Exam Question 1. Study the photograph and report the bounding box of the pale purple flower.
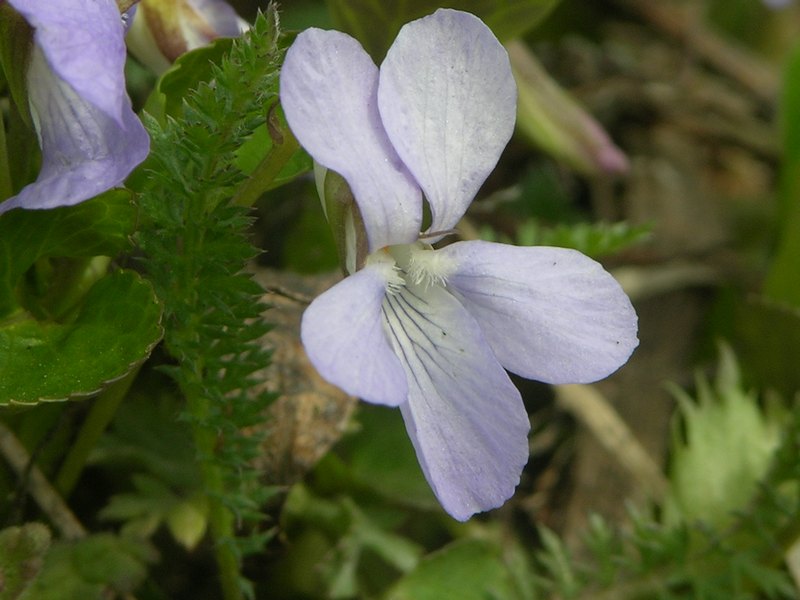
[280,9,639,520]
[0,0,149,215]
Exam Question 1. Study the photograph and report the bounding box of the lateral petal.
[378,9,516,233]
[0,45,150,214]
[8,0,129,124]
[280,28,422,251]
[383,282,529,521]
[440,241,639,384]
[301,264,408,407]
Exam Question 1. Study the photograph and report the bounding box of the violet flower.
[0,0,149,215]
[280,9,638,520]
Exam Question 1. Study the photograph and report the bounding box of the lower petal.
[440,241,638,384]
[301,265,408,407]
[382,282,529,521]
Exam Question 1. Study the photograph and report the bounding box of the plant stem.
[0,110,12,201]
[0,420,86,539]
[54,366,140,498]
[232,117,300,208]
[186,388,243,600]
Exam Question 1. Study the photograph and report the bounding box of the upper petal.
[0,45,150,214]
[8,0,129,125]
[300,263,408,407]
[382,282,530,521]
[280,28,422,251]
[440,241,639,384]
[378,9,516,233]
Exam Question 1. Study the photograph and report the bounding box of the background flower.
[0,0,149,215]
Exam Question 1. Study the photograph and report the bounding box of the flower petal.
[378,9,516,233]
[280,28,422,251]
[301,265,408,407]
[0,45,150,214]
[440,241,639,384]
[9,0,129,125]
[382,282,529,521]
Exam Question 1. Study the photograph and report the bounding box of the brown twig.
[555,384,669,500]
[611,0,779,103]
[0,421,86,540]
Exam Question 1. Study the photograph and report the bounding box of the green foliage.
[0,271,162,404]
[326,0,561,61]
[0,190,136,317]
[100,474,209,550]
[664,344,783,528]
[19,533,156,600]
[335,405,437,510]
[281,485,423,598]
[133,8,302,597]
[385,538,522,600]
[0,523,51,598]
[526,354,800,600]
[731,296,800,398]
[479,219,651,259]
[765,42,800,306]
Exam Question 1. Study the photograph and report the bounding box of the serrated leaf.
[0,271,163,405]
[143,36,235,123]
[385,539,518,600]
[0,190,136,316]
[327,0,560,61]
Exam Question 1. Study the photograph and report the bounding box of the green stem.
[54,365,140,497]
[232,125,300,208]
[186,388,243,600]
[0,107,12,201]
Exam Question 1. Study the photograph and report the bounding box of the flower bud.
[507,40,629,177]
[126,0,247,74]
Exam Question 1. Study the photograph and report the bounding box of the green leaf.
[0,4,33,129]
[19,534,156,600]
[326,0,561,61]
[0,523,51,599]
[663,344,782,528]
[385,539,518,600]
[143,36,235,123]
[0,271,163,405]
[100,473,209,551]
[337,405,438,510]
[480,219,651,259]
[0,190,136,316]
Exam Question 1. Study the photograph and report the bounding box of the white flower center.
[378,242,456,291]
[365,250,404,294]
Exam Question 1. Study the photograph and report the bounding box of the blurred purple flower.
[0,0,149,215]
[280,9,638,520]
[126,0,248,74]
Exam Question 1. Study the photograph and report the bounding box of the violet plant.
[280,9,638,520]
[1,1,798,599]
